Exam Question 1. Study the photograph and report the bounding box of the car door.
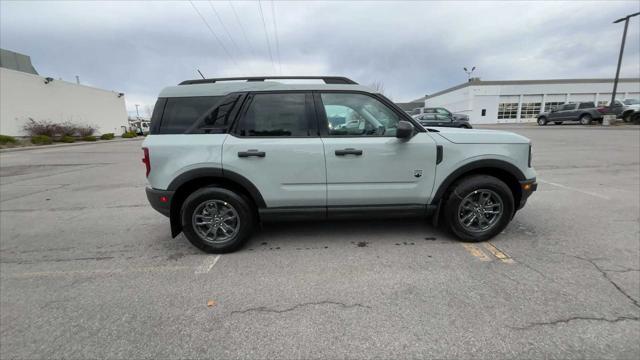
[222,92,326,208]
[316,91,438,208]
[562,103,578,121]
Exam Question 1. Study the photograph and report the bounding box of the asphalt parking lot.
[1,125,639,359]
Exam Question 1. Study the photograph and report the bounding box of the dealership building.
[0,48,128,136]
[421,78,640,124]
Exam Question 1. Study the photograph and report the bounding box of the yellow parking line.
[483,243,515,264]
[462,244,492,262]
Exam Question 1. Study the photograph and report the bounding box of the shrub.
[77,125,96,137]
[0,135,17,145]
[82,135,97,141]
[121,131,137,138]
[100,133,115,140]
[60,135,75,143]
[57,121,78,136]
[23,119,58,137]
[31,135,52,145]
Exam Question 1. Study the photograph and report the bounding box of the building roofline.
[426,77,640,99]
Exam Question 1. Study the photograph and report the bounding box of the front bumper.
[145,187,173,217]
[517,178,537,210]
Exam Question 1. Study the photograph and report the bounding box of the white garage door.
[497,96,519,123]
[520,95,543,122]
[543,94,567,112]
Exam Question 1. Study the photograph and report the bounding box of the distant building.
[395,101,424,113]
[0,48,128,136]
[423,78,640,124]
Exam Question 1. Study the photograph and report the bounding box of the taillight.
[142,147,150,177]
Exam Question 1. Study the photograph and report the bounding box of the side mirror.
[396,120,414,139]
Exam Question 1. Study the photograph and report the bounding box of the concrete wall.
[0,68,128,136]
[425,80,640,124]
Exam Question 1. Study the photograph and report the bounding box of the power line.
[270,0,282,74]
[228,0,258,62]
[188,0,238,69]
[257,0,276,73]
[207,1,243,60]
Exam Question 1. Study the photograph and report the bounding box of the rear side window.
[237,93,310,136]
[578,102,594,109]
[158,96,223,134]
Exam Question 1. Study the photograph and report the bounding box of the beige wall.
[0,68,128,136]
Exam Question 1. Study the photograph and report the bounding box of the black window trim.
[312,90,425,138]
[230,90,318,138]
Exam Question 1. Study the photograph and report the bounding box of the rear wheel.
[537,117,547,126]
[181,187,255,253]
[623,112,632,122]
[580,114,592,125]
[443,175,515,242]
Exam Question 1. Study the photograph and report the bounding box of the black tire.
[181,187,255,253]
[622,112,631,123]
[554,121,562,125]
[579,114,592,125]
[537,117,547,126]
[632,113,640,124]
[443,175,515,242]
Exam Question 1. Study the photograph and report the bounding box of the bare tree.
[369,80,385,94]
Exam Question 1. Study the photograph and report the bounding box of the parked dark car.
[423,107,470,122]
[537,102,603,125]
[416,113,472,128]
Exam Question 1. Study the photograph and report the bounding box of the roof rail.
[178,76,358,85]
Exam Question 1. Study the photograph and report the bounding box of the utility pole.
[604,11,639,126]
[135,104,140,119]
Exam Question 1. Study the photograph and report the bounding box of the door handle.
[238,150,266,158]
[335,148,363,156]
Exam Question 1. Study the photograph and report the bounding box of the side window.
[578,102,594,109]
[159,96,223,134]
[411,108,420,116]
[238,93,310,136]
[320,93,401,137]
[436,108,450,115]
[436,114,451,121]
[562,104,577,111]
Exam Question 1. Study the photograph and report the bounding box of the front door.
[222,92,326,208]
[316,92,437,207]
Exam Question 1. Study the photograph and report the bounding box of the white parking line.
[194,255,221,274]
[538,178,610,200]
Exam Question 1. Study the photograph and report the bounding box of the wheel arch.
[431,160,525,208]
[167,168,265,237]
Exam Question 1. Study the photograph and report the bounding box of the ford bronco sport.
[143,76,537,253]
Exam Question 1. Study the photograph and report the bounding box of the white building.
[0,49,128,136]
[423,78,640,124]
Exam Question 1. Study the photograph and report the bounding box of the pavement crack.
[564,253,640,309]
[230,300,370,315]
[510,315,639,330]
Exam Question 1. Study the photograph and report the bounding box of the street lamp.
[604,11,639,126]
[463,67,476,81]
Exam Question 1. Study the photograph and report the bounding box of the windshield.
[623,99,639,105]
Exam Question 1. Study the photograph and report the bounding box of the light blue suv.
[142,76,537,253]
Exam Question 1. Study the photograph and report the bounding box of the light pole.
[463,66,476,81]
[135,104,140,119]
[604,11,639,126]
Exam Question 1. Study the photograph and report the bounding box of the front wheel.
[580,114,592,125]
[537,118,547,126]
[623,113,632,122]
[443,175,515,242]
[181,187,255,253]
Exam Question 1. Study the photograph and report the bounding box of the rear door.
[222,92,326,208]
[316,91,437,207]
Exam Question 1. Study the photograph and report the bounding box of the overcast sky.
[2,0,639,116]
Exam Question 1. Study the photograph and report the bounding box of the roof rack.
[179,76,358,85]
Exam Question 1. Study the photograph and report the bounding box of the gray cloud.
[1,0,639,114]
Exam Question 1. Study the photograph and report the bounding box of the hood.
[429,127,530,144]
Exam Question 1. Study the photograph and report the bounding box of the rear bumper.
[145,187,173,217]
[517,178,537,210]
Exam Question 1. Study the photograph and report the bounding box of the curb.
[0,137,144,153]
